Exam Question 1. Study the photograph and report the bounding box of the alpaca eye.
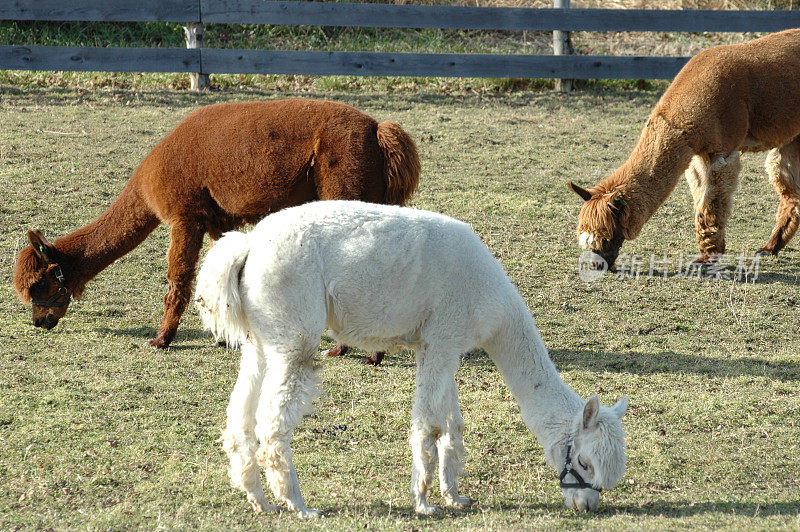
[577,457,588,470]
[35,279,48,289]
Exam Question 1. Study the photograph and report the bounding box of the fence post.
[553,0,573,92]
[184,22,209,90]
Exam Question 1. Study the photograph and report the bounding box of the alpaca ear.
[28,230,54,263]
[568,182,594,202]
[611,396,629,419]
[582,395,600,430]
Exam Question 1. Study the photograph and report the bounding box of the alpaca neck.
[605,114,695,238]
[54,179,160,291]
[483,301,583,469]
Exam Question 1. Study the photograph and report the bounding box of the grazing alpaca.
[13,99,419,352]
[569,29,800,269]
[195,201,628,517]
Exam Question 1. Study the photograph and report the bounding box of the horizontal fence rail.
[202,49,692,79]
[1,45,198,72]
[201,2,800,33]
[0,0,199,23]
[1,45,691,79]
[3,1,800,33]
[1,0,799,82]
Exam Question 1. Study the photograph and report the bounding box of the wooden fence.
[1,0,799,85]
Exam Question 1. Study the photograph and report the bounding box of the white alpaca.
[195,201,629,517]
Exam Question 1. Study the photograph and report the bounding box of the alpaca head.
[569,182,629,270]
[14,230,76,330]
[557,395,628,512]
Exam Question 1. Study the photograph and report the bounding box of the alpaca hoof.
[691,255,715,265]
[324,343,347,357]
[362,352,385,366]
[756,247,777,257]
[146,338,167,349]
[248,495,282,514]
[297,507,324,519]
[147,334,172,349]
[444,494,476,509]
[415,502,442,515]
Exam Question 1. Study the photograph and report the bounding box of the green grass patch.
[0,86,799,529]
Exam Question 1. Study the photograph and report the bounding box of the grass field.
[1,85,799,530]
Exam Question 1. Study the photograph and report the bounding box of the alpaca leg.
[221,340,279,513]
[410,416,440,514]
[437,379,473,509]
[684,152,741,261]
[150,220,205,348]
[255,346,323,518]
[409,350,464,514]
[759,142,800,255]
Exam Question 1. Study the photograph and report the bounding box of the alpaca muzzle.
[559,440,602,512]
[596,248,620,271]
[33,313,60,330]
[563,487,600,512]
[589,232,624,271]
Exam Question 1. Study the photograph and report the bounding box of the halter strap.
[559,440,602,492]
[31,265,71,308]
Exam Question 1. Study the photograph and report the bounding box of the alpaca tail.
[376,121,421,205]
[195,231,251,347]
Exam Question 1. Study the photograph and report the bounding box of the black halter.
[559,441,602,492]
[31,264,71,308]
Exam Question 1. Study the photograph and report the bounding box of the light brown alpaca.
[14,99,420,350]
[569,29,800,269]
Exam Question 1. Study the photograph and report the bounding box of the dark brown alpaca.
[14,99,420,356]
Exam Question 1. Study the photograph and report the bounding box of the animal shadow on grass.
[550,349,800,382]
[334,500,488,520]
[690,250,800,285]
[460,349,800,382]
[614,500,800,518]
[343,498,800,520]
[347,499,799,520]
[93,325,210,350]
[746,267,800,285]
